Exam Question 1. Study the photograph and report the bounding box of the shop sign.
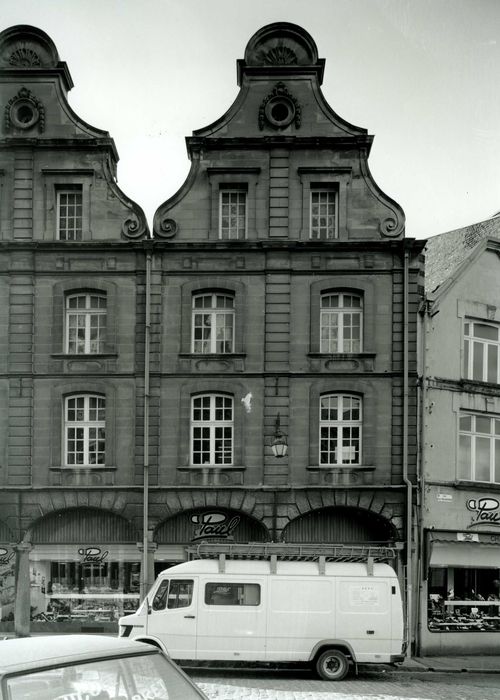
[77,546,109,563]
[191,512,240,541]
[466,498,500,528]
[0,547,14,566]
[457,532,479,542]
[437,493,453,502]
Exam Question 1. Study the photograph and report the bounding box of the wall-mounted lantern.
[271,413,288,458]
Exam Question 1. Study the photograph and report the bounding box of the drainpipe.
[142,246,152,601]
[402,244,412,655]
[416,298,428,654]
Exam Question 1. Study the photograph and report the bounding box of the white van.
[119,556,405,680]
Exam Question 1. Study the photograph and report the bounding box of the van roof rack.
[186,542,399,575]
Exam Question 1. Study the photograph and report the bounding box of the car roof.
[0,635,158,675]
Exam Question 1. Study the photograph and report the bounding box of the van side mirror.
[147,599,152,615]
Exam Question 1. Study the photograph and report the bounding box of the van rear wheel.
[316,649,349,681]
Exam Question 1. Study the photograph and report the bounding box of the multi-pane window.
[220,190,247,239]
[66,293,107,354]
[320,394,362,465]
[310,189,337,239]
[458,412,500,483]
[320,293,362,353]
[192,293,234,354]
[464,320,500,384]
[65,394,105,467]
[191,394,233,466]
[57,186,83,241]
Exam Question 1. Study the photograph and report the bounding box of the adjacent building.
[0,21,425,644]
[419,215,500,654]
[0,24,150,635]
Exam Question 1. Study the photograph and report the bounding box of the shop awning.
[430,541,500,568]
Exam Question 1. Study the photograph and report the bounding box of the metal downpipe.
[142,248,152,601]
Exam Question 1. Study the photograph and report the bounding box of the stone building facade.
[0,25,150,635]
[420,217,500,655]
[150,22,424,646]
[0,22,425,642]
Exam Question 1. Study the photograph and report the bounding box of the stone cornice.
[0,136,118,162]
[187,134,374,156]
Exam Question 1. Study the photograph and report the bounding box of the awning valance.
[430,541,500,568]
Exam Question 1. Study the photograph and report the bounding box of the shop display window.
[29,558,140,628]
[428,566,500,632]
[0,552,15,627]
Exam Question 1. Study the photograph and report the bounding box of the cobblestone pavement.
[188,668,500,700]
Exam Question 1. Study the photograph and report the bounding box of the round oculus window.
[264,96,295,129]
[10,99,39,129]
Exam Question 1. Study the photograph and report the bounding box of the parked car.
[0,634,208,700]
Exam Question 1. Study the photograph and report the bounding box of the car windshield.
[4,651,201,700]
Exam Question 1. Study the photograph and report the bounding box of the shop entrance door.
[146,577,197,661]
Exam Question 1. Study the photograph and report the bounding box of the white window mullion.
[471,432,476,481]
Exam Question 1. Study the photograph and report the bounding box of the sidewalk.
[399,655,500,673]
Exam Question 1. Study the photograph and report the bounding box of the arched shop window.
[27,508,140,632]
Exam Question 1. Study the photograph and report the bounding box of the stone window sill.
[306,465,375,486]
[51,352,118,359]
[178,353,246,360]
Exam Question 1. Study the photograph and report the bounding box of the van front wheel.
[315,649,349,681]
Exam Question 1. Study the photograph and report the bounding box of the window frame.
[320,292,363,353]
[297,168,350,240]
[65,292,107,355]
[204,581,261,606]
[219,188,248,240]
[179,280,246,357]
[191,292,235,354]
[463,319,500,384]
[64,393,106,468]
[319,393,362,466]
[206,168,261,240]
[309,187,338,240]
[190,393,234,467]
[56,185,84,241]
[51,280,118,359]
[458,411,500,483]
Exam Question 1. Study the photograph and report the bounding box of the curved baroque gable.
[0,25,60,69]
[244,22,319,67]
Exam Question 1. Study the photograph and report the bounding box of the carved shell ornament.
[4,87,45,132]
[258,81,301,131]
[264,44,298,65]
[9,47,41,67]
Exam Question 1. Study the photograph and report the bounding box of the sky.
[2,0,500,239]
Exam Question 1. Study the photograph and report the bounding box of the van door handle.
[184,615,195,619]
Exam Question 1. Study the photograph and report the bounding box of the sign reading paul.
[78,546,109,562]
[467,498,500,528]
[191,512,240,541]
